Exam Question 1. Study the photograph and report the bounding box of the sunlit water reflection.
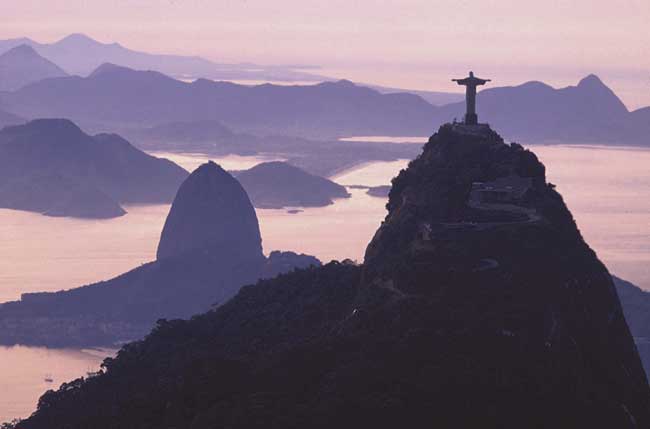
[0,346,116,423]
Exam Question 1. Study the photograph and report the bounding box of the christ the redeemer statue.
[452,71,490,125]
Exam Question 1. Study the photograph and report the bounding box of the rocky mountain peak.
[0,43,68,91]
[156,161,263,261]
[0,118,87,146]
[2,44,39,58]
[573,74,629,113]
[365,123,546,267]
[89,62,130,77]
[577,73,605,88]
[57,33,102,47]
[358,123,649,425]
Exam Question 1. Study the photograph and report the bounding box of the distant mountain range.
[0,64,438,138]
[0,119,188,218]
[131,120,421,178]
[0,117,365,219]
[0,63,647,146]
[0,44,67,91]
[0,33,326,82]
[369,83,464,106]
[0,33,462,106]
[438,74,650,145]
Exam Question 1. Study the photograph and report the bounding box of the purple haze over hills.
[0,63,648,146]
[0,33,327,83]
[0,44,67,91]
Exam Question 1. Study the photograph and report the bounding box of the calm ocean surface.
[1,142,649,422]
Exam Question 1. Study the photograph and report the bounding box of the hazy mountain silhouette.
[370,83,464,105]
[0,172,125,219]
[628,106,650,142]
[0,162,320,347]
[0,108,24,128]
[0,34,470,103]
[0,119,188,218]
[129,120,421,177]
[17,123,649,428]
[234,161,351,208]
[0,33,326,82]
[129,119,259,156]
[2,65,647,145]
[135,119,236,144]
[0,44,67,91]
[438,74,649,144]
[1,65,438,138]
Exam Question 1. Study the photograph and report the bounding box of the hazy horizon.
[2,0,648,109]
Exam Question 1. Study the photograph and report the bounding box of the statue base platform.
[451,122,492,136]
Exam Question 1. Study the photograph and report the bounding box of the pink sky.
[2,0,649,108]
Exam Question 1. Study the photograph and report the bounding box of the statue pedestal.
[464,113,478,125]
[451,122,492,136]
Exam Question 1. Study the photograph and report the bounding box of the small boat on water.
[44,374,54,383]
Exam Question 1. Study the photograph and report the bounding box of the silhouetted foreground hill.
[17,124,649,429]
[0,44,67,91]
[614,276,650,378]
[235,161,350,208]
[0,119,187,218]
[0,162,319,347]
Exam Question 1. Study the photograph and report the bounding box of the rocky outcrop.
[157,161,263,260]
[17,124,650,429]
[0,119,188,218]
[357,123,650,426]
[234,161,350,208]
[0,162,319,347]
